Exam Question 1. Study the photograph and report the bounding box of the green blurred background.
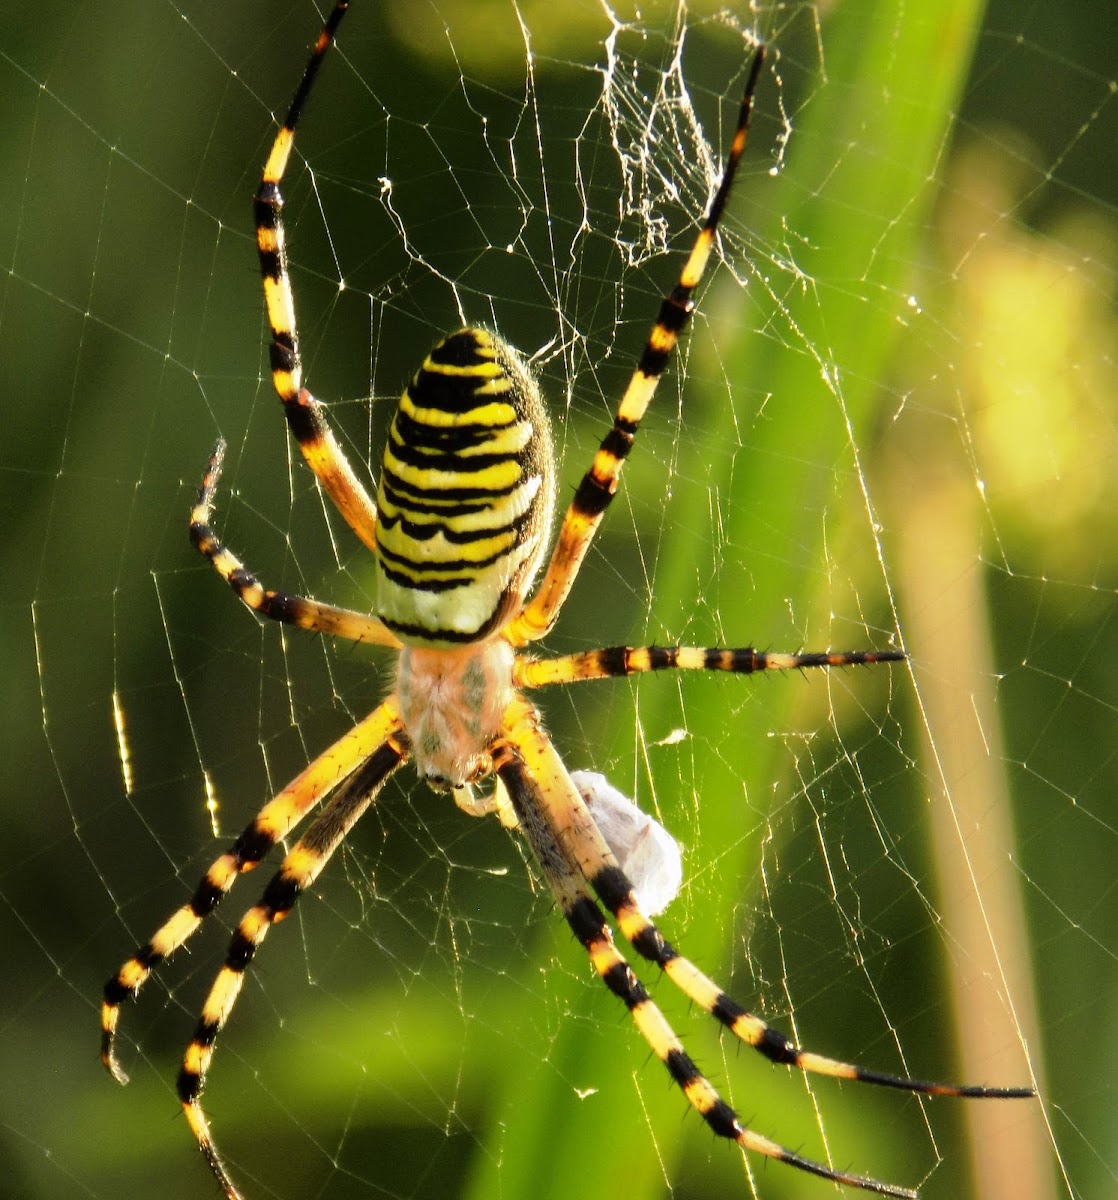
[2,2,1115,1199]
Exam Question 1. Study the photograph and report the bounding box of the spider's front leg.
[179,714,409,1200]
[505,698,1034,1099]
[494,697,1034,1196]
[100,702,407,1084]
[492,701,919,1199]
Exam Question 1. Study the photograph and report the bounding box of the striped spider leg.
[177,713,411,1199]
[256,0,379,551]
[494,699,1034,1199]
[100,700,407,1087]
[101,440,398,1083]
[504,43,765,646]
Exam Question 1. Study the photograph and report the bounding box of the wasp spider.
[101,4,1033,1197]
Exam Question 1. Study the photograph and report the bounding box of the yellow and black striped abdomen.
[374,328,554,645]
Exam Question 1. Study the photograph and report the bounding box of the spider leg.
[515,643,905,688]
[493,714,917,1198]
[180,717,410,1200]
[507,47,765,645]
[191,439,400,648]
[101,698,404,1084]
[256,1,381,552]
[597,873,1035,1099]
[501,698,1034,1103]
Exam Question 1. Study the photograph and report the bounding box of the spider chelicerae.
[100,4,1034,1197]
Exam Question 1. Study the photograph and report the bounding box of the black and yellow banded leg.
[255,0,380,553]
[493,738,919,1199]
[514,643,905,689]
[508,47,765,645]
[596,873,1035,1100]
[190,439,400,648]
[101,698,404,1084]
[180,722,410,1200]
[500,697,1034,1100]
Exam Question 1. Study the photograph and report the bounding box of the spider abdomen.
[375,328,554,646]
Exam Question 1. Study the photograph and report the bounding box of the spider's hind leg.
[254,0,381,552]
[506,46,766,645]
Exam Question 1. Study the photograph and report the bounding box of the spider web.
[2,2,1116,1198]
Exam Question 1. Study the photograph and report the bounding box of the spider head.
[396,639,516,791]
